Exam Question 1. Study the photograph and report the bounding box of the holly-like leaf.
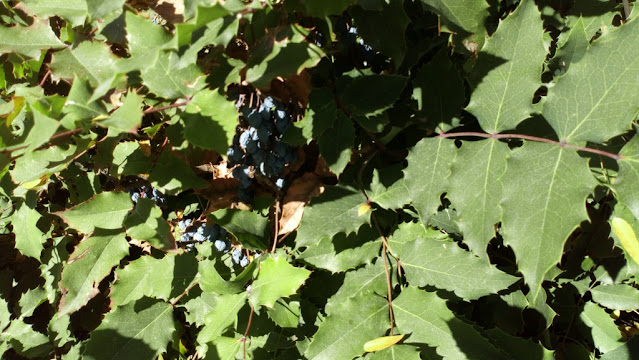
[177,16,239,68]
[363,344,421,360]
[368,165,411,210]
[393,286,507,359]
[4,320,53,358]
[20,0,88,27]
[612,136,639,221]
[209,209,269,251]
[140,51,205,99]
[295,185,370,248]
[400,237,519,301]
[564,0,618,41]
[61,76,107,127]
[590,284,639,311]
[58,229,129,315]
[500,142,596,304]
[386,222,435,258]
[85,0,124,20]
[50,41,119,87]
[318,112,354,176]
[404,137,456,224]
[196,292,247,344]
[351,0,410,67]
[83,297,175,360]
[110,253,198,306]
[245,27,324,88]
[202,336,242,360]
[199,258,256,294]
[298,225,381,273]
[184,292,217,327]
[182,89,239,154]
[248,255,310,309]
[56,192,133,234]
[18,287,47,319]
[149,149,209,195]
[304,293,387,360]
[324,260,387,315]
[412,50,465,127]
[339,75,407,116]
[11,193,46,260]
[111,141,152,176]
[267,298,301,328]
[419,0,489,47]
[579,302,624,353]
[543,15,639,143]
[548,17,589,76]
[23,104,60,152]
[98,92,143,134]
[600,336,639,360]
[447,140,509,259]
[124,198,176,251]
[484,328,554,360]
[466,0,547,133]
[0,18,64,58]
[124,11,175,71]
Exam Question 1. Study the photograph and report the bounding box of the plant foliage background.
[1,0,639,359]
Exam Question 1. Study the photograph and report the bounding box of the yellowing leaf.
[611,217,639,266]
[358,203,371,217]
[364,334,404,352]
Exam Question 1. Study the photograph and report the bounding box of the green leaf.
[4,320,53,358]
[612,136,639,220]
[11,193,46,260]
[318,112,354,176]
[199,258,255,294]
[50,41,119,88]
[500,142,596,303]
[339,75,407,116]
[111,253,198,306]
[59,229,129,315]
[21,0,88,27]
[564,0,618,41]
[182,89,239,154]
[363,344,421,360]
[447,140,509,259]
[184,292,217,326]
[400,237,518,301]
[98,92,143,133]
[141,51,205,99]
[600,336,639,360]
[301,87,337,141]
[62,76,107,126]
[304,293,387,360]
[245,27,324,88]
[56,192,133,234]
[177,16,239,68]
[466,0,547,133]
[404,137,456,224]
[484,328,554,360]
[386,222,435,258]
[298,225,381,273]
[196,292,247,344]
[85,0,124,20]
[248,255,310,309]
[18,286,47,319]
[10,142,88,184]
[325,260,387,315]
[412,50,465,126]
[295,185,370,248]
[83,297,175,360]
[350,1,410,67]
[0,18,64,58]
[202,336,242,360]
[590,284,639,311]
[124,11,175,71]
[111,141,152,176]
[543,16,639,143]
[368,166,411,210]
[124,198,176,251]
[548,17,589,76]
[23,104,60,152]
[419,0,489,47]
[149,149,209,195]
[393,286,507,360]
[209,209,269,251]
[579,302,624,353]
[267,298,301,328]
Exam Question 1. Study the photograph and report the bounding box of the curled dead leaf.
[278,173,324,235]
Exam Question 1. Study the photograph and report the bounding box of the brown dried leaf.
[278,173,324,235]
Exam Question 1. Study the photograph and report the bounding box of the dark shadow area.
[169,251,199,299]
[82,328,156,359]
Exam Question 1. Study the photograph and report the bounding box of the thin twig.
[39,69,51,87]
[438,131,623,160]
[242,306,255,359]
[372,214,395,335]
[622,0,631,20]
[170,280,200,306]
[142,99,191,115]
[271,198,280,253]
